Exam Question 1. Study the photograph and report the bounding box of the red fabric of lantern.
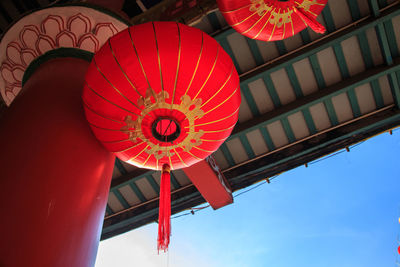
[83,22,240,252]
[82,22,241,171]
[217,0,327,41]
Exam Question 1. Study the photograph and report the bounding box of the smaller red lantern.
[217,0,327,41]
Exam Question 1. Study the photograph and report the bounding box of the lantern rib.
[171,23,182,108]
[83,100,124,124]
[231,10,258,27]
[268,9,280,41]
[193,47,220,100]
[183,33,204,98]
[203,85,239,115]
[152,22,165,94]
[220,3,252,14]
[110,141,146,153]
[282,12,286,39]
[290,9,295,37]
[242,8,270,35]
[186,150,202,161]
[193,146,214,153]
[85,81,140,116]
[108,39,144,98]
[200,66,234,108]
[141,154,152,167]
[173,148,188,167]
[293,8,309,29]
[186,106,239,127]
[253,11,274,40]
[100,138,132,144]
[128,27,152,91]
[93,58,143,111]
[128,145,149,162]
[168,156,173,170]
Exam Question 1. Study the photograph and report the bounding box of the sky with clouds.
[96,130,400,267]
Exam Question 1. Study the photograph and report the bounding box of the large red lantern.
[82,21,240,251]
[217,0,327,41]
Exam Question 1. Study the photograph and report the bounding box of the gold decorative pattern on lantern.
[296,0,324,13]
[249,0,273,16]
[269,9,294,28]
[121,87,205,161]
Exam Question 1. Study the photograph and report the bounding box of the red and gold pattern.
[83,22,241,170]
[217,0,327,41]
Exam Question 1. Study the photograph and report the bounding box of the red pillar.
[0,57,115,267]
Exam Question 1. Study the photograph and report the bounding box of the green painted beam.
[220,143,235,166]
[370,79,385,108]
[102,190,203,237]
[357,32,374,69]
[333,44,350,79]
[239,3,400,85]
[347,88,362,118]
[280,118,296,143]
[228,108,400,182]
[369,0,394,66]
[230,60,400,141]
[347,0,361,20]
[285,65,303,98]
[262,74,282,108]
[145,174,160,195]
[246,38,264,66]
[241,83,260,116]
[239,135,256,159]
[129,182,147,202]
[309,54,326,89]
[212,28,236,41]
[207,12,221,31]
[378,0,387,8]
[170,172,181,190]
[299,29,312,44]
[112,189,130,209]
[382,20,399,58]
[106,205,113,215]
[375,23,393,65]
[388,72,400,108]
[302,109,318,134]
[321,3,336,33]
[114,158,127,175]
[275,40,287,55]
[259,127,276,151]
[323,99,340,126]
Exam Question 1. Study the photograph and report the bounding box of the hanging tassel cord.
[295,5,326,34]
[158,163,171,253]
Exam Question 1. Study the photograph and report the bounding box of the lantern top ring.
[151,117,181,143]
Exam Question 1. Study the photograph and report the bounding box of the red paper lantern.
[82,21,240,251]
[217,0,327,41]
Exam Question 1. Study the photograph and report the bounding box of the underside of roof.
[0,0,399,240]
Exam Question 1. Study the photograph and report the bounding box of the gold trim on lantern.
[108,39,144,98]
[121,87,205,160]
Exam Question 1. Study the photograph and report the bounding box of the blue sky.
[96,130,400,267]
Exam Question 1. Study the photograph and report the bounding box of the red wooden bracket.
[183,155,233,210]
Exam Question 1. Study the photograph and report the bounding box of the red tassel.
[157,163,171,253]
[295,7,326,34]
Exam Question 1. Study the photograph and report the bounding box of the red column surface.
[0,57,115,267]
